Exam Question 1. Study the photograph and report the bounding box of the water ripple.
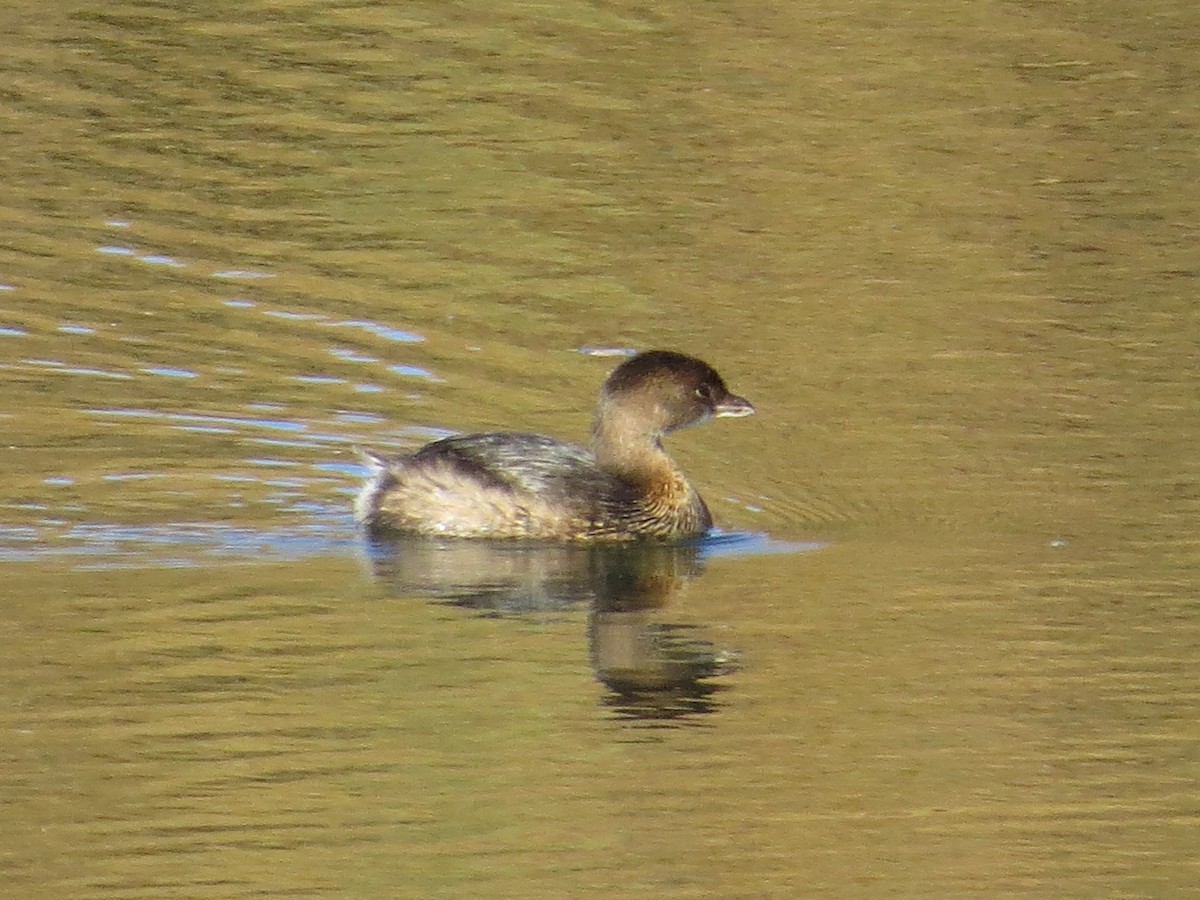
[0,521,360,568]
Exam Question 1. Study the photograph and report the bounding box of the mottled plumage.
[355,350,753,541]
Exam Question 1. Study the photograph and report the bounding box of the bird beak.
[713,393,755,418]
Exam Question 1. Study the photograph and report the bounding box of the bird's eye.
[694,384,713,402]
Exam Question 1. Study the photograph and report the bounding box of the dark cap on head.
[601,350,754,432]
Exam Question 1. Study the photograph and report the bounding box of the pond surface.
[3,1,1198,897]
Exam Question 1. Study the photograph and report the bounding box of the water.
[2,1,1198,897]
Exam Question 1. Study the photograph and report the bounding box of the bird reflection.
[363,536,737,719]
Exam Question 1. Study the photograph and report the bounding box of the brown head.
[594,350,754,440]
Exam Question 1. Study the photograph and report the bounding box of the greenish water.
[2,1,1198,897]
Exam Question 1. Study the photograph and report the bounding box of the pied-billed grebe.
[354,350,754,541]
